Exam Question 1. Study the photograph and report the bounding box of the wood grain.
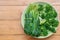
[0,35,59,40]
[0,6,26,19]
[0,0,60,6]
[0,20,24,34]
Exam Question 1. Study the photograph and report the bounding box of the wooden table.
[0,0,60,40]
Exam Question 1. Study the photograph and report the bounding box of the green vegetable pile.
[24,2,59,37]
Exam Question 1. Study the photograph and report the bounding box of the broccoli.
[24,2,59,37]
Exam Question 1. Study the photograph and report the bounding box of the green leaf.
[44,22,56,33]
[41,26,48,36]
[24,2,59,37]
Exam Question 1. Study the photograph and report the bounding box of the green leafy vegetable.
[41,26,48,36]
[24,2,59,37]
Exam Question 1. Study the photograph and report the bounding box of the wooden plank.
[0,0,60,6]
[0,6,26,19]
[0,20,24,34]
[0,20,59,35]
[0,6,60,20]
[0,35,59,40]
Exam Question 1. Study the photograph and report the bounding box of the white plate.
[21,2,58,38]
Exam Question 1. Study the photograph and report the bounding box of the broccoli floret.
[24,2,59,37]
